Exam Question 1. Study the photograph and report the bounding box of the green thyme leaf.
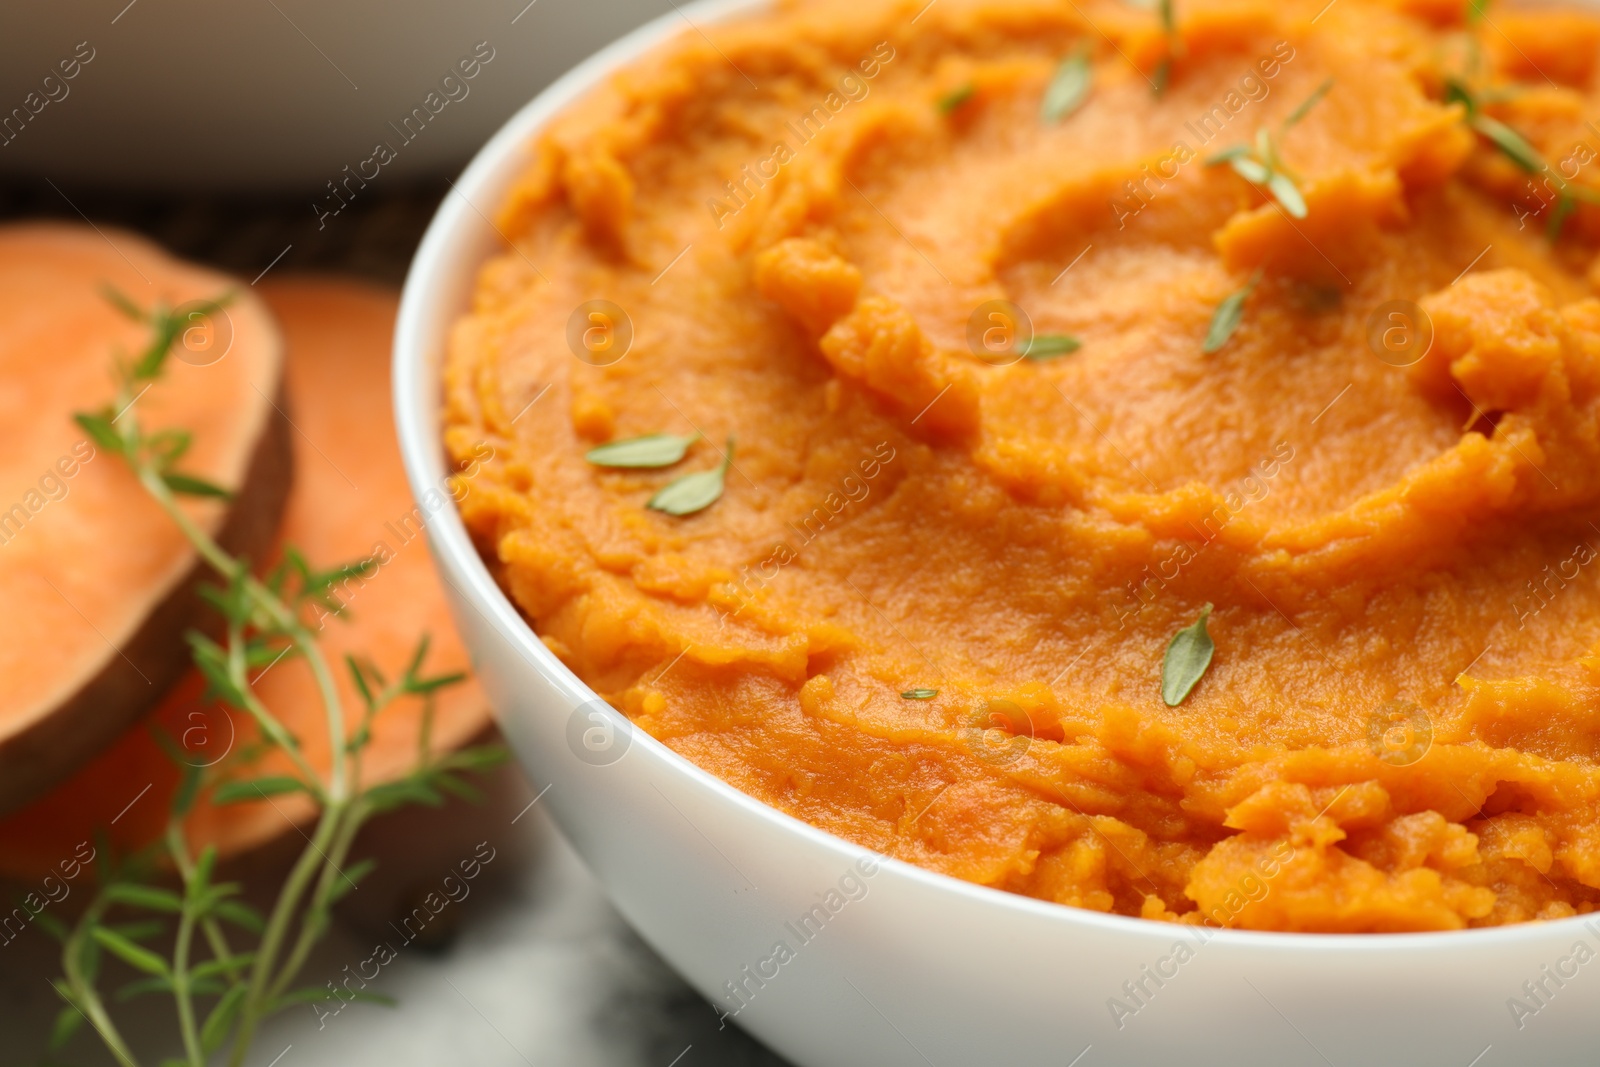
[33,910,71,943]
[938,83,976,114]
[648,436,734,516]
[212,900,266,935]
[1470,113,1542,173]
[1266,171,1308,218]
[132,296,232,382]
[211,776,311,805]
[1205,144,1251,165]
[1203,270,1262,353]
[405,669,467,695]
[103,884,183,913]
[902,688,939,700]
[1151,0,1177,96]
[1228,156,1271,184]
[49,1004,84,1051]
[167,749,203,819]
[91,926,170,977]
[438,744,512,774]
[74,411,124,455]
[347,654,380,712]
[1022,334,1082,360]
[162,471,232,499]
[1443,77,1476,114]
[1566,183,1600,206]
[585,431,700,469]
[1041,46,1092,123]
[327,858,378,905]
[144,428,192,467]
[191,953,257,982]
[106,920,166,942]
[201,983,248,1054]
[1255,127,1280,171]
[101,285,147,323]
[1282,78,1333,130]
[1549,192,1577,241]
[185,632,249,707]
[1161,602,1215,706]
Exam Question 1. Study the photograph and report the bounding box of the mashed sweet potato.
[444,0,1600,931]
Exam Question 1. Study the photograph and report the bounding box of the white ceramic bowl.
[394,5,1600,1064]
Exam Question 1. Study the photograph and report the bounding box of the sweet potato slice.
[0,278,492,876]
[0,222,290,813]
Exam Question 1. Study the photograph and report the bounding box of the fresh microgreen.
[1041,46,1092,123]
[1022,334,1083,360]
[585,431,700,469]
[938,83,976,115]
[53,291,508,1067]
[1202,270,1262,353]
[1161,603,1215,706]
[648,436,734,516]
[901,688,939,700]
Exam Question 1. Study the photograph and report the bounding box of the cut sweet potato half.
[0,277,493,876]
[0,222,291,814]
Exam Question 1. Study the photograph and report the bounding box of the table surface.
[0,181,793,1067]
[0,759,795,1067]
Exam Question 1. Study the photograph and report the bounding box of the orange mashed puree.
[444,0,1600,931]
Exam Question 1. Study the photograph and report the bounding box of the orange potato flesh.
[445,0,1600,930]
[0,221,287,811]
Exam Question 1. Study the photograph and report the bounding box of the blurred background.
[0,3,793,1064]
[0,0,670,281]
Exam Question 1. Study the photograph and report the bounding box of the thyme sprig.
[47,290,506,1067]
[1204,79,1333,220]
[1445,77,1600,240]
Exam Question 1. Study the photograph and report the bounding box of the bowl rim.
[391,0,1593,954]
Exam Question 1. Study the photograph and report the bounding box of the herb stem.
[116,366,349,805]
[171,889,205,1067]
[62,292,500,1067]
[126,412,350,806]
[228,802,345,1067]
[222,615,326,797]
[265,798,368,1005]
[167,823,243,984]
[61,895,143,1067]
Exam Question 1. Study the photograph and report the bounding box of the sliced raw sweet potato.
[0,278,492,877]
[0,222,291,813]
